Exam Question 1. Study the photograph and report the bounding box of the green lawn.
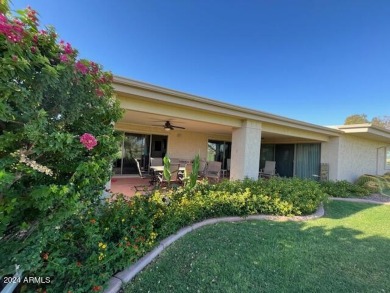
[125,201,390,293]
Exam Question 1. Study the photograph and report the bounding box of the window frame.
[386,147,390,170]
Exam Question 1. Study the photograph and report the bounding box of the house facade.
[112,76,390,182]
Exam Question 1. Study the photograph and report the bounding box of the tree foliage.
[344,114,390,130]
[344,114,369,125]
[372,116,390,130]
[0,5,123,291]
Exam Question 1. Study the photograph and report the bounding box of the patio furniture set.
[133,158,227,194]
[134,158,277,194]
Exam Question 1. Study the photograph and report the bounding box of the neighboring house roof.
[331,124,390,143]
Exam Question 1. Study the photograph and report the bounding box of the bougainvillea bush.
[0,4,123,291]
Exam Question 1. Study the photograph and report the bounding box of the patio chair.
[133,158,155,194]
[157,163,181,187]
[259,160,276,179]
[150,157,163,166]
[198,160,208,178]
[170,158,180,164]
[179,163,193,184]
[204,161,222,183]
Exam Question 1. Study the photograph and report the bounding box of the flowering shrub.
[0,3,123,292]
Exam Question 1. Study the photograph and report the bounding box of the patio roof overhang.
[113,76,342,143]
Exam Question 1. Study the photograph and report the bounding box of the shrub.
[0,4,123,292]
[150,177,327,239]
[355,174,390,195]
[355,175,381,194]
[320,180,370,198]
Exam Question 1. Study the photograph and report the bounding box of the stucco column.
[230,120,262,180]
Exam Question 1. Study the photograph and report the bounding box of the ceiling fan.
[153,121,185,131]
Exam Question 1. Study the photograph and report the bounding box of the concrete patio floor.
[110,177,154,198]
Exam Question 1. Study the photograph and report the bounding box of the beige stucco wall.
[321,137,340,181]
[115,122,231,162]
[166,131,231,161]
[322,135,388,182]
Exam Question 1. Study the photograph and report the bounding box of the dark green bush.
[320,180,370,198]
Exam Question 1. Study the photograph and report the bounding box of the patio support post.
[230,120,261,180]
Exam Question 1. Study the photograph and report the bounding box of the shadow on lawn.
[291,225,390,292]
[321,199,380,219]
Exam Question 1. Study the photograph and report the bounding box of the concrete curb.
[103,204,325,293]
[330,197,390,205]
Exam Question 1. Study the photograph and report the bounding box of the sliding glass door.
[113,133,167,175]
[207,140,231,169]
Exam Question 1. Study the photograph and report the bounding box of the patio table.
[150,165,186,186]
[149,166,186,173]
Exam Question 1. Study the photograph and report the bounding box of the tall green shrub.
[188,154,200,189]
[0,4,123,291]
[162,154,171,183]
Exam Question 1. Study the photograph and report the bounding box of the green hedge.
[319,180,370,198]
[147,177,327,239]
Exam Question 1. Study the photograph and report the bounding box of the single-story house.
[112,75,390,182]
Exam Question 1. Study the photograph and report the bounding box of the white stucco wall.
[321,137,340,181]
[231,120,261,180]
[322,135,388,182]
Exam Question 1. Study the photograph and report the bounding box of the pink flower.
[26,7,38,25]
[90,62,100,75]
[60,54,68,63]
[0,13,25,43]
[95,88,104,97]
[63,42,74,55]
[75,61,88,74]
[80,133,97,150]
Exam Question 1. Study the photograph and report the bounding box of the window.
[386,148,390,169]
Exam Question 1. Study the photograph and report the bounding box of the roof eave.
[113,75,342,137]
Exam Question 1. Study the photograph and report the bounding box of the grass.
[382,188,390,196]
[124,201,390,293]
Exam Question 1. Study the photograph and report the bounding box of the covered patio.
[112,76,342,183]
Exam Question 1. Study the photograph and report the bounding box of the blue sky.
[14,0,390,126]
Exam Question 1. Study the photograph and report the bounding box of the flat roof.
[331,124,390,143]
